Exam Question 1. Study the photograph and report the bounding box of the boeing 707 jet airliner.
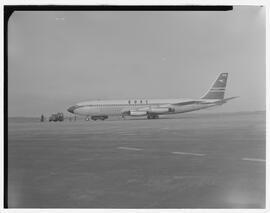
[67,73,237,120]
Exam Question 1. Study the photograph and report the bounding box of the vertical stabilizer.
[201,73,228,99]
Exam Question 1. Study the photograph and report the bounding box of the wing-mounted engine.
[121,110,147,117]
[121,106,175,117]
[121,106,149,117]
[129,111,148,116]
[148,107,175,114]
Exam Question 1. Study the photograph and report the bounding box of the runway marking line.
[171,151,206,157]
[242,158,266,162]
[118,147,143,151]
[119,133,137,136]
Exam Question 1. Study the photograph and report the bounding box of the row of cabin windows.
[87,100,149,107]
[128,100,148,104]
[90,104,143,107]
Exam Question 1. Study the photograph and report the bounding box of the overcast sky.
[8,6,265,117]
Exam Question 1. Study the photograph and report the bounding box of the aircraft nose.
[67,105,76,113]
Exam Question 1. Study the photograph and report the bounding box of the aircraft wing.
[171,97,239,106]
[171,100,204,106]
[123,97,239,117]
[126,100,202,115]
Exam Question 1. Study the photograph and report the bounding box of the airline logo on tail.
[201,73,228,100]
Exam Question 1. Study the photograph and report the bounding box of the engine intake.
[129,111,147,116]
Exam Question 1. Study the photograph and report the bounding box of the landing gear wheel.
[147,114,159,119]
[91,116,97,121]
[91,115,108,121]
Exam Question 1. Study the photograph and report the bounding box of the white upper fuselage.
[67,98,219,117]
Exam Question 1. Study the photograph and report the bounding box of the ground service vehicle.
[49,112,64,122]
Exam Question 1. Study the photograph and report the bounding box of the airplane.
[67,73,237,121]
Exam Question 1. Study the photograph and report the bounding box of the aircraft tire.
[147,115,159,119]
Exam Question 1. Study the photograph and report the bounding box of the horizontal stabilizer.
[213,96,239,105]
[223,96,239,102]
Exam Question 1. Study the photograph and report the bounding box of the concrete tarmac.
[7,112,265,208]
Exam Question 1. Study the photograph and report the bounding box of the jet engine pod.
[129,111,148,116]
[148,107,174,114]
[168,107,175,112]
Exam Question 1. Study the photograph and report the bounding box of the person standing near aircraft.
[40,114,44,122]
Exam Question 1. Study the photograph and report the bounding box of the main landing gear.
[85,116,108,121]
[90,115,108,121]
[147,114,159,119]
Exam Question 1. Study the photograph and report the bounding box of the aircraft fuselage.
[67,73,237,120]
[67,98,218,120]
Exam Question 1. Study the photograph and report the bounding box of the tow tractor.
[49,112,64,122]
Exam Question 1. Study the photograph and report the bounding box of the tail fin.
[201,73,228,100]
